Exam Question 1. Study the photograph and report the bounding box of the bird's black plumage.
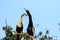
[16,23,23,33]
[25,9,35,36]
[16,13,27,40]
[16,18,23,40]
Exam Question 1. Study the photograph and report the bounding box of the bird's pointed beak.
[24,8,27,11]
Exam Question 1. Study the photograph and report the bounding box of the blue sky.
[0,0,60,40]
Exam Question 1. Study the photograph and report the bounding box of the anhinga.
[16,13,27,40]
[24,9,35,37]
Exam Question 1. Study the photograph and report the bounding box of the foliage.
[1,26,16,40]
[1,25,54,40]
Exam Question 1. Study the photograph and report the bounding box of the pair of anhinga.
[16,9,35,40]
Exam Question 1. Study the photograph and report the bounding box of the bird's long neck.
[19,13,27,23]
[25,10,33,26]
[28,15,33,26]
[19,17,22,24]
[17,14,27,27]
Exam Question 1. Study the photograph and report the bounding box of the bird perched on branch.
[24,8,35,37]
[16,13,27,40]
